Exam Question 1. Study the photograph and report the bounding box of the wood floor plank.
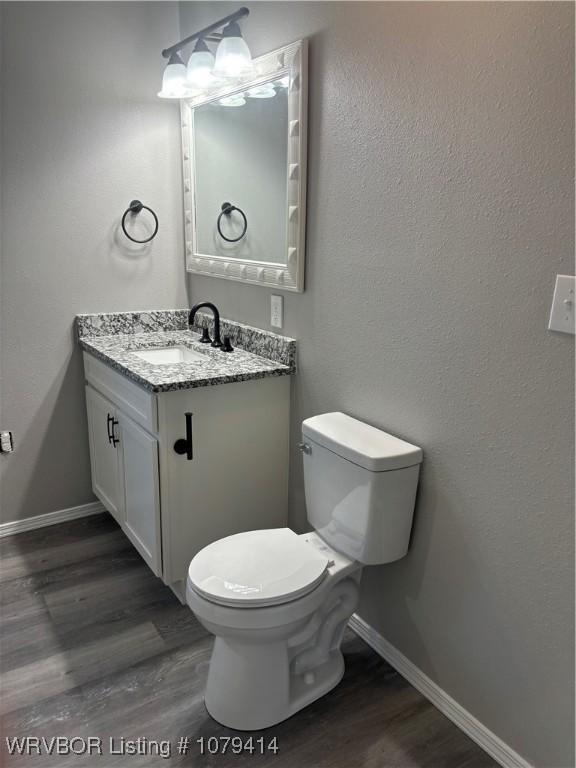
[1,595,206,674]
[0,592,49,635]
[0,545,138,609]
[0,514,498,768]
[0,621,166,716]
[0,530,129,584]
[0,643,211,767]
[42,560,166,630]
[0,514,118,559]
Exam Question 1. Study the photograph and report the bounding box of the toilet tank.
[301,413,422,565]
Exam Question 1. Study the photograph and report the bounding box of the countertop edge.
[80,341,293,394]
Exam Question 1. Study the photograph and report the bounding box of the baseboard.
[348,614,532,768]
[0,501,106,538]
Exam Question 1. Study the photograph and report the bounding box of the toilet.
[186,412,423,730]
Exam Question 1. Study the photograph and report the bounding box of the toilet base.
[196,575,361,731]
[205,641,345,731]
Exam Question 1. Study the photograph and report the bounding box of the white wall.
[180,2,575,766]
[0,2,187,524]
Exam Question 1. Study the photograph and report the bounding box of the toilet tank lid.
[302,412,423,472]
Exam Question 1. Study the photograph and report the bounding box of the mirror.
[194,87,288,263]
[181,39,307,292]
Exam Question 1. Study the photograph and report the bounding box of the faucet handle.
[222,336,234,353]
[199,326,212,344]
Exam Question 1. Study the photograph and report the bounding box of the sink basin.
[132,345,208,365]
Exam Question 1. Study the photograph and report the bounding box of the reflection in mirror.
[194,82,288,264]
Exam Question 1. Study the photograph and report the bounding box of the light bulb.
[219,94,246,108]
[213,21,254,79]
[158,52,188,99]
[247,84,276,99]
[187,38,217,89]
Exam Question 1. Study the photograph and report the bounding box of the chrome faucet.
[188,302,222,348]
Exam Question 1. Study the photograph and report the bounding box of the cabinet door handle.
[111,418,120,447]
[174,412,193,460]
[107,414,114,444]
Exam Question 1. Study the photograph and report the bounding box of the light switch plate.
[271,294,283,329]
[548,275,575,334]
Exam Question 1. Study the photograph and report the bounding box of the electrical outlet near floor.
[271,295,283,329]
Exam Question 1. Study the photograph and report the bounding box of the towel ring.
[217,202,247,243]
[121,200,159,244]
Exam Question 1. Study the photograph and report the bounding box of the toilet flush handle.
[298,443,312,455]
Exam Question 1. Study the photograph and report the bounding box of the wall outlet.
[0,431,14,453]
[271,294,283,329]
[548,275,575,334]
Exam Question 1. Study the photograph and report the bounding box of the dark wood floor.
[0,514,497,767]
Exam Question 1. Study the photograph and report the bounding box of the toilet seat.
[188,528,330,608]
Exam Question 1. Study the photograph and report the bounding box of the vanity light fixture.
[186,38,217,89]
[159,7,252,100]
[213,21,254,78]
[157,52,188,99]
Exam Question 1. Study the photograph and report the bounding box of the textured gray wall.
[180,3,575,765]
[0,2,187,523]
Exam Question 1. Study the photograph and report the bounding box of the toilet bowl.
[187,529,361,729]
[187,412,422,730]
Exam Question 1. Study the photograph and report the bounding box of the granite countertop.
[76,310,296,393]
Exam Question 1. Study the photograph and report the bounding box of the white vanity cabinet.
[83,353,290,598]
[119,414,162,575]
[85,382,162,576]
[85,386,124,526]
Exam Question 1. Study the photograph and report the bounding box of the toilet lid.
[188,529,330,608]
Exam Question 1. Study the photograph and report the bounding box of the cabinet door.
[158,376,290,586]
[119,413,162,576]
[85,386,123,524]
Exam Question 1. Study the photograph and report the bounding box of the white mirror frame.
[181,39,308,292]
